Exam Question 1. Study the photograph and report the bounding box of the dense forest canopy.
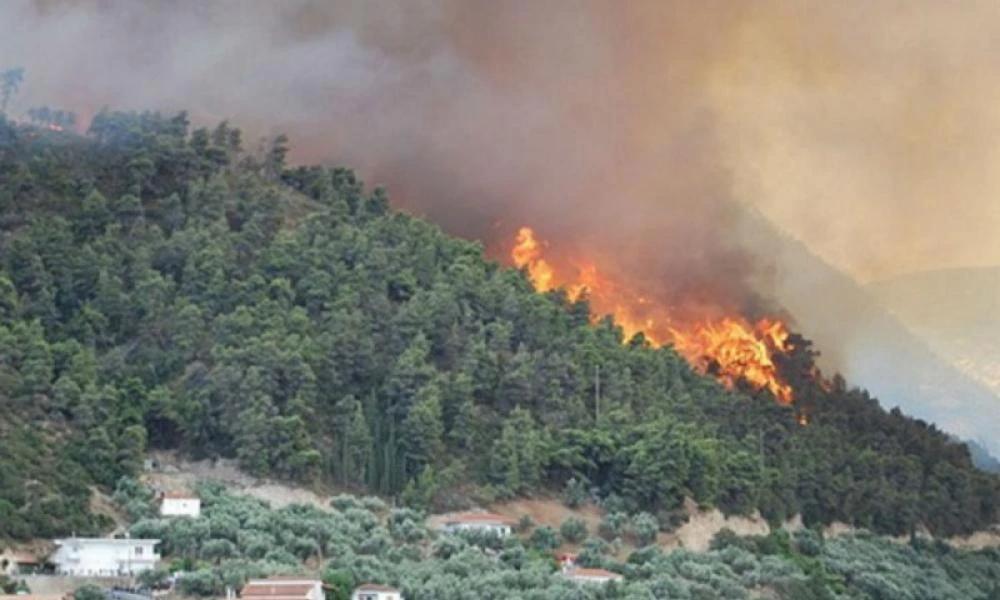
[0,108,998,542]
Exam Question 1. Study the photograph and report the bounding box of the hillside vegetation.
[0,111,998,542]
[113,480,1000,600]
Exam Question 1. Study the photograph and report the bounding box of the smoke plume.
[4,0,1000,441]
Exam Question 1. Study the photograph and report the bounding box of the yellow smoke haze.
[708,0,1000,281]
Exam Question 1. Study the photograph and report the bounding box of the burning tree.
[509,226,810,407]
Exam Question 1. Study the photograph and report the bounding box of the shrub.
[710,528,747,552]
[630,512,659,546]
[793,528,824,557]
[599,493,632,514]
[518,514,535,533]
[432,535,466,559]
[130,518,168,540]
[112,476,156,521]
[562,477,588,509]
[499,542,527,569]
[360,496,388,514]
[577,537,609,567]
[74,584,106,600]
[176,569,218,597]
[599,512,628,540]
[560,517,588,543]
[137,567,172,589]
[388,507,424,528]
[330,494,362,512]
[322,567,354,600]
[201,538,238,562]
[530,525,561,551]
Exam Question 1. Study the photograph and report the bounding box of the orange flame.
[511,226,796,404]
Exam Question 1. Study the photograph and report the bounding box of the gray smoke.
[3,0,999,447]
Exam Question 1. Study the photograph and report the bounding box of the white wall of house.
[352,587,402,600]
[50,539,160,576]
[160,498,201,518]
[442,522,512,537]
[566,573,620,584]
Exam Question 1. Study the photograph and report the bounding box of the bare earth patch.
[142,451,337,512]
[490,497,603,532]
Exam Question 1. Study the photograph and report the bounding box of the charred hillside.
[0,111,998,542]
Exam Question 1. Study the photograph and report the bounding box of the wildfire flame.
[11,119,64,132]
[511,226,796,404]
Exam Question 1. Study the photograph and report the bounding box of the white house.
[241,576,325,600]
[159,493,201,518]
[50,538,160,576]
[352,584,403,600]
[439,512,517,537]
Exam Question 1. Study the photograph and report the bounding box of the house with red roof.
[240,576,324,600]
[558,553,623,585]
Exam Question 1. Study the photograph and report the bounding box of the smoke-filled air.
[3,0,999,442]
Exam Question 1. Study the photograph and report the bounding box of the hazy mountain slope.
[739,211,1000,456]
[867,267,1000,396]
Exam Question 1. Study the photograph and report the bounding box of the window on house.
[134,547,143,556]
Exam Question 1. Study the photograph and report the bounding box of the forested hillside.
[0,111,998,542]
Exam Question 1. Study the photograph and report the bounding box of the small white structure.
[439,512,516,537]
[562,567,624,585]
[559,554,623,585]
[241,576,325,600]
[352,584,403,600]
[159,493,201,518]
[50,537,160,576]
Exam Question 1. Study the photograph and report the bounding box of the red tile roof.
[12,553,39,564]
[241,583,314,598]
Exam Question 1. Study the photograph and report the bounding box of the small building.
[159,492,201,518]
[1,552,40,575]
[561,566,624,585]
[241,576,325,600]
[49,537,160,576]
[439,512,517,537]
[351,584,403,600]
[558,554,623,585]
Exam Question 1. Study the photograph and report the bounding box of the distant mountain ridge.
[737,211,1000,457]
[867,267,1000,395]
